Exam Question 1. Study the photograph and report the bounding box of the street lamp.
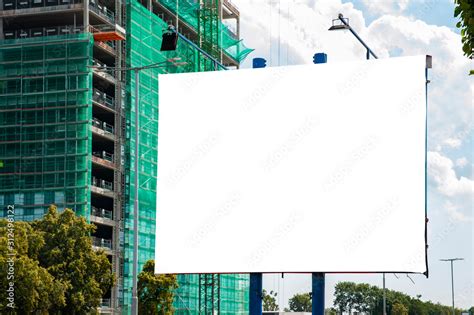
[440,258,464,315]
[328,13,378,60]
[90,57,185,315]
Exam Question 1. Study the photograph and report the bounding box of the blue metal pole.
[312,52,327,315]
[312,273,325,315]
[249,273,263,315]
[249,57,266,315]
[337,14,378,59]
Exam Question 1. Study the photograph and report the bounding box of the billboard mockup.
[155,56,429,275]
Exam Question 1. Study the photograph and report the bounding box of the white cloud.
[362,15,473,149]
[235,0,472,150]
[361,0,410,14]
[444,200,472,222]
[443,137,462,148]
[455,157,468,168]
[428,151,473,196]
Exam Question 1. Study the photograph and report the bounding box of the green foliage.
[262,289,279,311]
[288,292,312,312]
[393,302,409,315]
[333,281,464,315]
[0,221,66,314]
[0,205,114,314]
[138,260,178,315]
[454,0,474,74]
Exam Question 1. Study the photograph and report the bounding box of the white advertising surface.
[155,56,428,274]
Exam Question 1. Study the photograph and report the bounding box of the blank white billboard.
[155,55,428,274]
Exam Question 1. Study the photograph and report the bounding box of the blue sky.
[232,0,473,310]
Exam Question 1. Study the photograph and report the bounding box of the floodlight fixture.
[329,13,378,60]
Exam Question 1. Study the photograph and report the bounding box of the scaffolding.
[0,0,251,312]
[158,0,253,63]
[123,1,250,313]
[0,33,93,220]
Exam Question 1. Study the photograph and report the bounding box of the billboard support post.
[311,52,327,315]
[312,273,325,315]
[249,273,263,315]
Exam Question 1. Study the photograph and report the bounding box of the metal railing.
[92,150,114,163]
[3,0,81,10]
[3,25,83,40]
[92,236,112,249]
[92,176,113,191]
[92,89,115,110]
[89,0,115,23]
[100,298,112,308]
[92,59,117,83]
[91,206,113,219]
[94,40,117,55]
[92,117,115,134]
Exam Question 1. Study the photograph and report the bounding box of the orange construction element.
[89,25,126,42]
[93,31,125,41]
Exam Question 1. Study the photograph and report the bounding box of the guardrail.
[93,150,114,163]
[3,0,80,10]
[100,298,111,308]
[92,176,113,191]
[93,88,115,110]
[92,117,115,135]
[92,236,112,249]
[91,206,113,219]
[3,25,83,40]
[89,0,115,23]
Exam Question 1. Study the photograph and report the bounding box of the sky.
[230,0,473,310]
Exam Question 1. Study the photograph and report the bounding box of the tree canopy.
[263,289,279,311]
[0,205,114,314]
[454,0,474,74]
[288,292,312,312]
[138,260,178,315]
[333,281,468,315]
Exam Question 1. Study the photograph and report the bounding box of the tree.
[288,292,312,312]
[32,205,115,314]
[333,281,465,315]
[392,302,409,315]
[0,220,66,314]
[334,282,357,314]
[454,0,473,74]
[262,289,279,311]
[1,205,114,314]
[138,260,178,315]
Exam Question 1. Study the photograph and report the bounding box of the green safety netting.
[159,0,254,62]
[122,1,249,313]
[0,34,93,220]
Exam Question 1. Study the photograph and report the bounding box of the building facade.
[0,0,252,313]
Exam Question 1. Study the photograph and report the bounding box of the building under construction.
[0,0,252,313]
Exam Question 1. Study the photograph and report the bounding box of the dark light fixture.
[160,30,178,51]
[328,13,350,31]
[328,13,378,60]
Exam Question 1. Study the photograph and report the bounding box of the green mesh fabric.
[123,1,249,313]
[0,34,93,220]
[159,0,253,62]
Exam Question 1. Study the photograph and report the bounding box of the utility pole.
[383,273,386,315]
[440,258,464,315]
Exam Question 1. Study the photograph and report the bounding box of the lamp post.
[90,57,185,315]
[440,258,464,315]
[328,13,378,60]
